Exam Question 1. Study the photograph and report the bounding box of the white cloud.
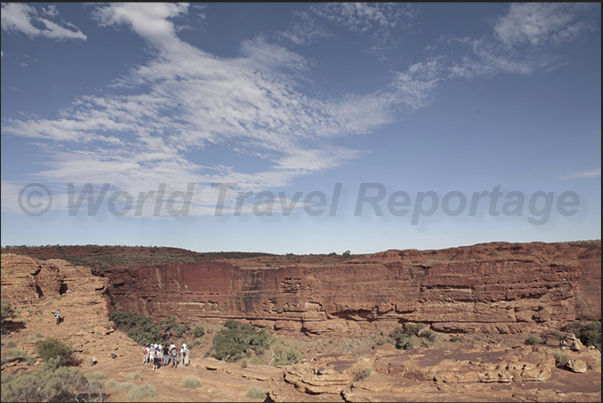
[1,3,87,41]
[495,3,591,48]
[557,168,601,180]
[312,3,417,34]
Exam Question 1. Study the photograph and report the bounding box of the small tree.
[342,250,351,258]
[35,338,73,366]
[1,300,15,334]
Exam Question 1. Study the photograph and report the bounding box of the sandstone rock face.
[97,241,601,334]
[1,254,140,367]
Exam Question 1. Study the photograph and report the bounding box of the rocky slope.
[96,241,601,335]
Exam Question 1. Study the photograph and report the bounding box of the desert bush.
[525,335,545,345]
[271,345,300,366]
[250,356,263,365]
[390,327,414,350]
[420,330,437,342]
[125,371,142,381]
[551,350,570,366]
[35,338,73,366]
[128,384,157,400]
[1,300,15,333]
[106,380,134,392]
[180,376,201,389]
[241,359,248,368]
[561,321,601,350]
[577,322,601,350]
[246,387,266,399]
[193,325,205,338]
[4,349,36,365]
[109,310,163,345]
[35,332,44,338]
[158,316,190,339]
[0,364,101,403]
[351,361,373,381]
[374,335,387,346]
[87,372,106,382]
[213,320,272,362]
[4,341,16,348]
[449,335,463,343]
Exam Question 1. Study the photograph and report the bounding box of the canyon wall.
[94,241,600,334]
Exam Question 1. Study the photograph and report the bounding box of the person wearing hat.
[180,343,189,367]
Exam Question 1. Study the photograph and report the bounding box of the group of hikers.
[143,342,189,371]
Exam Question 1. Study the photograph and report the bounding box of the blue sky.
[1,3,601,254]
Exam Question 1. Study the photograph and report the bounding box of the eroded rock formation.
[95,241,601,334]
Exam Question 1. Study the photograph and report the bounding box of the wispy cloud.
[558,168,601,180]
[494,3,592,48]
[1,3,87,41]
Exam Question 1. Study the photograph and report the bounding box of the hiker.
[152,344,160,371]
[143,344,149,364]
[169,343,178,368]
[162,343,170,366]
[54,310,62,326]
[181,343,189,367]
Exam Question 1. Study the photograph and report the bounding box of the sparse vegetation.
[351,361,373,381]
[86,372,106,382]
[525,335,546,345]
[105,380,134,392]
[390,324,427,350]
[551,350,571,367]
[562,321,601,350]
[1,363,103,402]
[271,345,300,366]
[180,376,202,389]
[193,325,205,338]
[3,349,36,365]
[128,384,157,400]
[125,371,142,381]
[1,300,15,333]
[35,338,73,366]
[246,387,266,399]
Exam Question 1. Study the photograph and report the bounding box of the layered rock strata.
[95,241,601,334]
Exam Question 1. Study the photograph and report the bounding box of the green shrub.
[420,330,436,342]
[86,372,106,382]
[0,364,100,403]
[390,327,415,350]
[180,376,201,389]
[577,322,601,350]
[525,335,544,345]
[241,359,248,368]
[35,332,44,339]
[109,310,163,346]
[1,300,15,330]
[4,341,16,348]
[128,384,157,400]
[351,362,373,381]
[212,320,272,362]
[250,356,263,365]
[106,380,134,392]
[449,335,463,343]
[35,338,73,366]
[246,387,266,399]
[551,350,570,366]
[272,346,300,366]
[4,349,36,365]
[193,325,205,338]
[125,371,142,381]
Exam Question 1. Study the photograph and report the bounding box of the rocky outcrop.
[266,345,602,402]
[96,241,601,334]
[1,254,140,368]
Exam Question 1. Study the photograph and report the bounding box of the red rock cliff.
[94,241,601,334]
